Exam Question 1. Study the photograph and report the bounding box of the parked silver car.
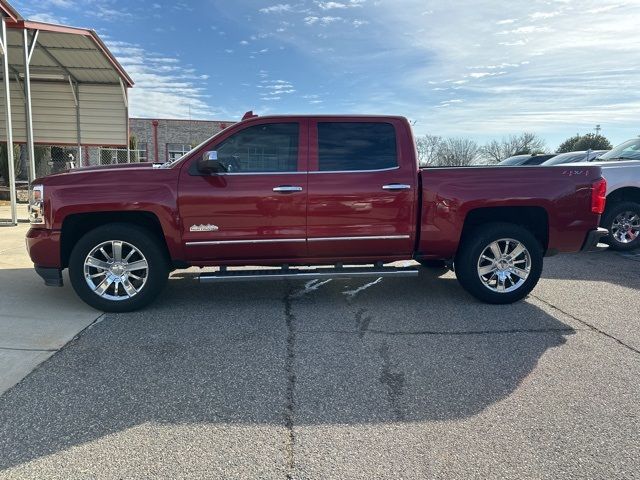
[561,138,640,250]
[541,150,608,166]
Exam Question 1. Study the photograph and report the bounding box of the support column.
[23,29,39,184]
[75,80,80,167]
[0,16,16,224]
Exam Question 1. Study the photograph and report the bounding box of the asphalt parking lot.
[0,246,639,479]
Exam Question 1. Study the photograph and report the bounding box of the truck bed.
[417,165,603,258]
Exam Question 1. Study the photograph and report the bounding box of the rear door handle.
[273,185,303,193]
[382,184,411,191]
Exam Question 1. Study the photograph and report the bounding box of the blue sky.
[17,0,640,149]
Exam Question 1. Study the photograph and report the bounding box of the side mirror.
[197,151,225,173]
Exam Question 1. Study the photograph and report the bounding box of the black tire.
[601,201,640,251]
[454,222,543,304]
[69,223,169,312]
[417,259,447,269]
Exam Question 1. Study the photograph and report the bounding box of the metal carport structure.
[0,0,134,225]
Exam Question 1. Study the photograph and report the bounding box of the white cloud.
[88,4,133,21]
[498,25,551,35]
[317,1,365,9]
[304,15,343,25]
[106,40,221,119]
[258,79,296,101]
[26,12,63,23]
[468,72,505,79]
[260,4,292,13]
[529,11,561,19]
[46,0,74,7]
[279,0,640,142]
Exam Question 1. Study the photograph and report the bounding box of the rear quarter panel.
[419,165,603,257]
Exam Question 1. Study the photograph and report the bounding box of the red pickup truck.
[26,114,607,312]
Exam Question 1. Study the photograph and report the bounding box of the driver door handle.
[382,183,411,191]
[273,185,303,193]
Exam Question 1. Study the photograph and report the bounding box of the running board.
[198,265,419,283]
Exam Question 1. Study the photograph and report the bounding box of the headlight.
[29,184,45,225]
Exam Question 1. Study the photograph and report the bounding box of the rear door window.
[317,122,397,171]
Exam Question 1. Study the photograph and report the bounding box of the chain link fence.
[89,147,147,166]
[1,144,147,218]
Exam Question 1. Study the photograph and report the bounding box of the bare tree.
[434,137,481,167]
[481,132,547,164]
[415,134,442,166]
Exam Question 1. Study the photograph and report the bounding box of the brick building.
[129,118,234,163]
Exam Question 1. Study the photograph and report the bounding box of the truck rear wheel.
[69,223,169,312]
[455,223,543,304]
[601,201,640,251]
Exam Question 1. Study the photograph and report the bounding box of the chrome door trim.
[210,171,306,176]
[308,166,400,174]
[186,238,306,246]
[307,235,410,242]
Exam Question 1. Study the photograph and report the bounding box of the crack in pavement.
[354,308,372,338]
[531,294,640,355]
[297,327,577,336]
[379,341,405,421]
[283,288,297,480]
[0,346,58,352]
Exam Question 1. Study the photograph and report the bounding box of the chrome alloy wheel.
[83,240,149,301]
[477,238,531,293]
[611,211,640,244]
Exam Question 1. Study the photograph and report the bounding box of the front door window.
[215,123,299,173]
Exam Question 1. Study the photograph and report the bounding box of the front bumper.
[581,227,608,252]
[25,227,61,267]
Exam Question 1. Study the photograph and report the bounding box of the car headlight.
[29,184,45,225]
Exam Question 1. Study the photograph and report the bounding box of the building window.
[137,143,148,162]
[167,143,192,162]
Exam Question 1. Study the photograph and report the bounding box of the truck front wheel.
[455,223,543,304]
[69,223,169,312]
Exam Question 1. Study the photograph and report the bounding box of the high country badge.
[190,224,219,232]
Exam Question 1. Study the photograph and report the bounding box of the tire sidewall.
[69,224,168,312]
[602,201,640,251]
[455,223,543,304]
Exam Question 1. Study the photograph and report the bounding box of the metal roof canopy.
[0,0,133,225]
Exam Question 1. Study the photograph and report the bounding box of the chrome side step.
[198,265,419,283]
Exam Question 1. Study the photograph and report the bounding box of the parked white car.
[561,138,640,250]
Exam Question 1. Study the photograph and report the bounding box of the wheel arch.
[605,186,640,210]
[461,206,549,253]
[60,211,175,269]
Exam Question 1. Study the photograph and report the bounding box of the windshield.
[598,138,640,161]
[543,152,586,165]
[499,155,530,166]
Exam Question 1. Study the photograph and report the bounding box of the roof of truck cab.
[242,114,409,120]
